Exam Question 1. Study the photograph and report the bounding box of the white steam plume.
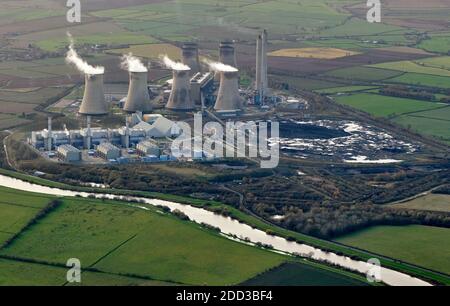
[65,32,104,75]
[121,53,148,72]
[160,55,190,71]
[203,59,238,72]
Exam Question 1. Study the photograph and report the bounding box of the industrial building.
[190,72,214,106]
[57,144,81,162]
[97,142,121,160]
[136,140,160,157]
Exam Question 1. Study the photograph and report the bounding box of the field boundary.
[0,168,448,285]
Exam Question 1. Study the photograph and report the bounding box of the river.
[0,174,431,286]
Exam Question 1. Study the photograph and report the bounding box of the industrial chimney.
[166,69,194,111]
[182,42,200,75]
[215,42,237,81]
[214,70,242,111]
[255,30,268,103]
[124,71,152,113]
[79,73,108,116]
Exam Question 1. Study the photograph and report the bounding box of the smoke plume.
[65,32,104,75]
[203,59,238,72]
[160,55,190,71]
[121,53,148,72]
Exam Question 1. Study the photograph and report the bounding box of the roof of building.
[57,144,80,154]
[97,142,120,152]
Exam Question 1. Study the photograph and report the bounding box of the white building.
[97,142,121,160]
[136,140,160,157]
[57,144,81,162]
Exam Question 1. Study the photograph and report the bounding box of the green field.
[0,258,171,286]
[0,186,55,245]
[334,93,443,117]
[36,34,157,52]
[418,34,450,54]
[242,262,368,286]
[1,168,449,285]
[315,85,380,94]
[335,225,450,274]
[0,196,286,285]
[393,114,450,144]
[389,73,450,89]
[369,60,450,77]
[0,185,373,286]
[390,194,450,213]
[323,66,403,81]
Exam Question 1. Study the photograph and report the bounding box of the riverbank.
[0,168,446,285]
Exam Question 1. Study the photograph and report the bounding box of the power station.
[29,31,279,164]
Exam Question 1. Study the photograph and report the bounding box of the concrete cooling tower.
[181,43,200,75]
[166,69,194,111]
[79,73,108,116]
[215,42,237,81]
[124,71,152,113]
[214,71,242,111]
[219,41,237,67]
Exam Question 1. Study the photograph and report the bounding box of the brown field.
[345,0,450,30]
[108,43,182,60]
[0,16,100,36]
[238,48,434,75]
[0,101,37,113]
[269,48,359,59]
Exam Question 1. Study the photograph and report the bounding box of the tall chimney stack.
[214,71,242,111]
[124,71,152,113]
[47,117,52,151]
[166,69,194,111]
[255,30,268,103]
[182,42,200,76]
[261,30,268,92]
[79,73,108,116]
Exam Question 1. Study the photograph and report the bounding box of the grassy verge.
[0,168,448,285]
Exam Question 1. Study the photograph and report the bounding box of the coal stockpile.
[270,120,350,139]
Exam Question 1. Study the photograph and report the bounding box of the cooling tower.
[79,73,108,116]
[124,71,152,113]
[215,42,237,81]
[166,69,194,111]
[182,43,200,75]
[214,71,242,111]
[220,42,237,67]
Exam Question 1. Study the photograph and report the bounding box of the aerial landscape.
[0,0,449,293]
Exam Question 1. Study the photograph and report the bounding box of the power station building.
[97,142,121,160]
[57,144,81,162]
